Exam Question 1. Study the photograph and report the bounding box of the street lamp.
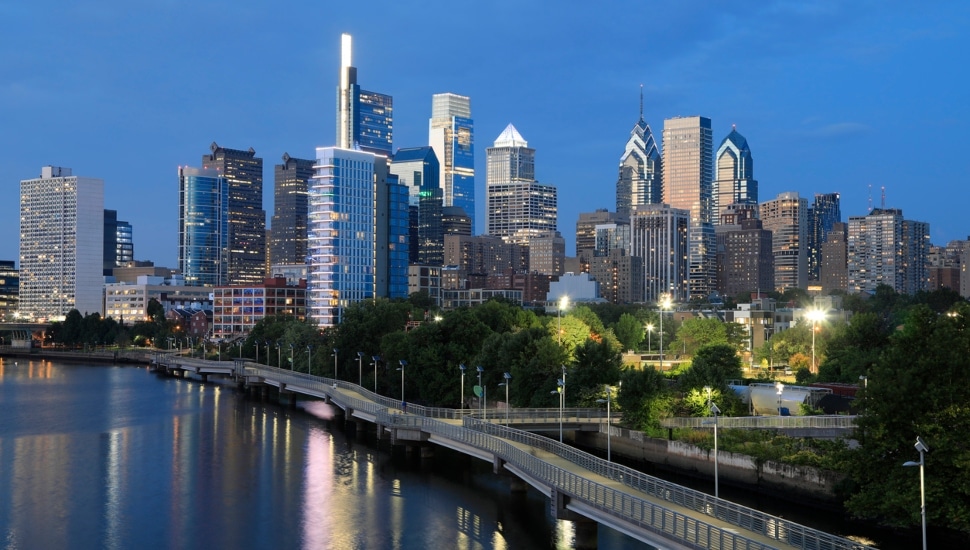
[499,372,512,426]
[659,293,672,371]
[904,436,929,550]
[646,323,654,353]
[276,341,281,368]
[807,309,826,374]
[289,343,294,370]
[550,378,565,443]
[307,345,313,374]
[595,384,613,461]
[371,356,380,393]
[397,360,407,407]
[332,348,339,380]
[476,366,484,417]
[459,364,466,411]
[776,381,785,415]
[357,352,364,386]
[557,295,569,345]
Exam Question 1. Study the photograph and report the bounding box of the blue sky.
[2,1,968,267]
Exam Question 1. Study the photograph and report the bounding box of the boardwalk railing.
[660,415,858,430]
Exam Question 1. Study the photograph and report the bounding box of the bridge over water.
[152,353,872,550]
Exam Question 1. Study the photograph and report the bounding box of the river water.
[0,360,649,549]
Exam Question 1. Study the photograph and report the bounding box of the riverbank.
[0,347,156,365]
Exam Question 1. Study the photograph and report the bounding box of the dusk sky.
[3,1,968,268]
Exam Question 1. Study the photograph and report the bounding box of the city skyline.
[3,2,969,267]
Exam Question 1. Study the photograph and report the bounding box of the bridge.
[152,353,873,550]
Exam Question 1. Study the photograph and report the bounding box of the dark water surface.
[0,360,650,549]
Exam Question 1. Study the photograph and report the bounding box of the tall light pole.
[459,364,466,411]
[596,385,612,461]
[557,296,569,345]
[332,348,339,380]
[397,360,407,407]
[307,345,313,374]
[659,293,672,372]
[499,372,512,426]
[371,356,380,393]
[276,341,281,368]
[776,381,785,415]
[551,378,565,443]
[807,309,825,374]
[476,365,484,416]
[904,436,929,550]
[711,401,721,499]
[646,323,654,353]
[289,343,294,370]
[357,352,364,386]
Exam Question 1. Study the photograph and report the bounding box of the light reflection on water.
[0,362,650,549]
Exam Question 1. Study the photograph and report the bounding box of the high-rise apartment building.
[760,191,808,291]
[713,126,757,225]
[19,166,104,320]
[178,166,229,287]
[616,93,661,217]
[390,147,442,266]
[847,208,929,295]
[270,153,314,266]
[807,193,842,282]
[630,204,690,303]
[715,204,774,298]
[662,116,714,299]
[103,209,133,276]
[576,210,626,256]
[528,232,566,276]
[201,143,265,285]
[337,33,393,156]
[486,124,557,245]
[429,93,475,230]
[588,250,644,304]
[820,222,848,293]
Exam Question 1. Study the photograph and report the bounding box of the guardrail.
[660,415,858,429]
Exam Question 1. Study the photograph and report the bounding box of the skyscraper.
[429,93,475,230]
[820,222,848,293]
[178,166,228,287]
[715,204,773,297]
[486,124,557,245]
[630,204,690,303]
[760,191,808,291]
[19,166,104,320]
[662,116,714,299]
[616,89,661,217]
[807,193,842,282]
[390,146,442,266]
[713,126,757,225]
[270,153,314,266]
[202,143,265,285]
[337,33,393,156]
[847,208,929,295]
[103,209,133,276]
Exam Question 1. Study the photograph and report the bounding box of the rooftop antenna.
[639,84,644,121]
[881,186,886,209]
[867,184,873,212]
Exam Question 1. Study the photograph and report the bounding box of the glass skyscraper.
[389,146,442,266]
[270,153,315,266]
[616,91,661,218]
[429,93,475,230]
[103,209,133,276]
[337,34,393,156]
[807,193,842,282]
[713,126,757,225]
[178,166,228,287]
[486,124,557,245]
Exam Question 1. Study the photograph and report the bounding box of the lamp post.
[807,309,825,374]
[776,381,785,415]
[276,341,281,368]
[595,385,612,461]
[646,323,654,353]
[357,352,364,386]
[289,343,294,370]
[904,436,929,550]
[237,341,242,358]
[659,293,672,372]
[397,360,407,407]
[371,356,380,393]
[476,366,484,417]
[264,340,271,365]
[557,296,569,345]
[459,364,466,411]
[499,372,512,426]
[332,348,339,380]
[711,401,721,498]
[551,378,565,443]
[306,345,313,374]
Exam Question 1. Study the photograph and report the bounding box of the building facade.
[662,116,714,299]
[715,203,774,298]
[528,232,566,276]
[212,277,307,337]
[19,166,104,321]
[0,260,19,321]
[337,33,392,156]
[847,208,929,295]
[616,96,661,217]
[819,222,848,293]
[713,126,757,225]
[486,124,558,245]
[390,146,443,266]
[630,204,690,303]
[104,275,212,324]
[270,153,314,267]
[760,191,808,291]
[588,249,644,304]
[178,166,229,287]
[103,209,133,276]
[807,193,842,282]
[429,92,475,230]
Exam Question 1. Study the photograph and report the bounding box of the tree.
[617,366,669,434]
[678,343,743,393]
[612,313,644,352]
[817,313,890,383]
[669,317,727,357]
[568,339,623,406]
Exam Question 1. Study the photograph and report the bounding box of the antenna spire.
[639,84,644,120]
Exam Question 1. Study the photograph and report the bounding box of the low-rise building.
[212,277,307,338]
[104,275,211,323]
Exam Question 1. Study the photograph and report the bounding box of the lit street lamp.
[904,436,930,550]
[646,323,654,353]
[776,381,785,415]
[807,309,826,374]
[595,385,613,461]
[704,385,721,499]
[397,360,407,407]
[550,378,565,443]
[357,352,364,386]
[499,372,512,426]
[557,296,569,345]
[659,293,672,371]
[459,364,466,411]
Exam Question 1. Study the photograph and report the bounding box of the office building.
[847,208,929,295]
[269,153,314,266]
[19,166,104,321]
[807,193,842,281]
[715,203,774,298]
[819,222,848,293]
[104,275,212,324]
[588,249,644,304]
[178,166,229,287]
[442,206,472,237]
[390,146,442,266]
[201,143,265,285]
[0,260,19,321]
[429,92,475,229]
[528,232,566,276]
[713,126,757,225]
[576,209,626,257]
[616,91,661,217]
[486,124,557,244]
[630,204,690,303]
[337,33,393,156]
[212,277,307,337]
[442,234,529,280]
[760,191,808,291]
[103,209,133,276]
[662,116,714,299]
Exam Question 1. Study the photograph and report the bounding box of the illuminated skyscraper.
[713,126,757,224]
[390,146,442,266]
[486,124,557,245]
[807,193,842,282]
[337,33,393,156]
[19,166,104,320]
[178,166,228,287]
[760,191,808,291]
[662,116,714,299]
[429,93,475,229]
[270,153,314,266]
[630,204,689,303]
[616,89,661,217]
[202,143,265,285]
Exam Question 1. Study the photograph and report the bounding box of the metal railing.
[660,415,858,429]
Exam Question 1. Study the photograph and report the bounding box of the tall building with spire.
[337,33,392,156]
[486,124,557,245]
[662,115,714,299]
[270,153,314,267]
[429,93,475,230]
[616,87,661,218]
[713,126,757,225]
